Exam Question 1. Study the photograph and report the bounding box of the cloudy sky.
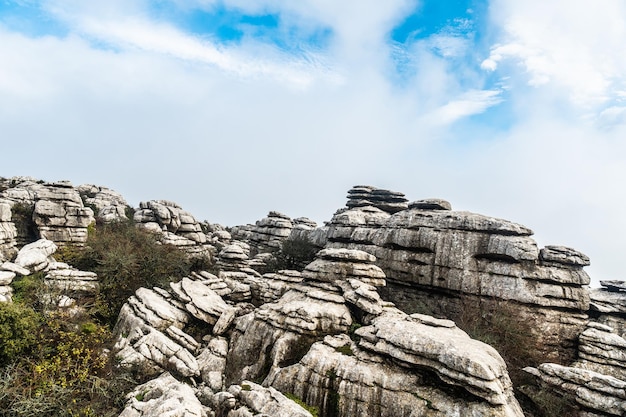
[2,0,626,285]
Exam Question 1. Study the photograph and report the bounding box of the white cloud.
[425,89,503,126]
[485,0,626,109]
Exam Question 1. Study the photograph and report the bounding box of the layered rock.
[590,281,626,338]
[268,330,522,417]
[325,189,592,362]
[0,179,94,246]
[119,372,207,417]
[525,363,626,416]
[133,200,213,260]
[134,200,207,245]
[32,181,95,245]
[247,211,294,253]
[0,200,17,260]
[345,185,409,214]
[574,322,626,380]
[44,261,99,295]
[77,184,129,223]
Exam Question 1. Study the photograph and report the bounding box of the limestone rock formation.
[133,200,214,260]
[0,200,17,261]
[325,188,592,362]
[246,211,294,253]
[119,372,207,417]
[0,178,95,246]
[574,322,626,380]
[525,363,626,416]
[134,200,207,245]
[590,281,626,338]
[77,184,129,223]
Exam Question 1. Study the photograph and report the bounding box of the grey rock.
[232,381,314,417]
[77,184,129,223]
[14,238,57,272]
[525,363,626,416]
[346,185,409,214]
[600,280,626,292]
[268,334,523,417]
[119,372,207,417]
[356,308,514,406]
[409,198,452,211]
[540,245,591,267]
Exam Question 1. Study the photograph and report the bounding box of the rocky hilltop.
[0,176,625,417]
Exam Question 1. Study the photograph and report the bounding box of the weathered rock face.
[525,363,626,417]
[0,200,17,260]
[77,184,129,223]
[134,200,207,244]
[133,200,214,260]
[268,330,522,417]
[238,211,294,253]
[574,322,626,381]
[590,281,626,338]
[0,178,95,246]
[324,190,591,362]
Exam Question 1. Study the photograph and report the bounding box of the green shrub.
[64,221,201,326]
[11,272,46,306]
[284,392,319,417]
[454,299,543,387]
[0,303,41,365]
[265,237,319,272]
[0,310,135,417]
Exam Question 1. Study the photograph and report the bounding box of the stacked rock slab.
[589,280,626,338]
[0,200,17,260]
[524,363,626,416]
[32,181,95,245]
[246,211,294,253]
[134,200,207,245]
[346,185,409,214]
[133,200,213,259]
[77,184,129,223]
[325,189,591,363]
[0,178,94,246]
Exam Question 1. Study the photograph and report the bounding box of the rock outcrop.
[0,200,17,261]
[133,200,213,259]
[112,246,523,417]
[525,363,626,416]
[0,178,95,246]
[590,281,626,338]
[323,191,591,362]
[246,211,294,253]
[77,184,129,223]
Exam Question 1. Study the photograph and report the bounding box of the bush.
[11,272,46,306]
[0,311,135,417]
[455,298,542,386]
[65,221,199,326]
[265,237,319,272]
[0,303,41,365]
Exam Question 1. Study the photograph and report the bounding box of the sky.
[1,0,626,285]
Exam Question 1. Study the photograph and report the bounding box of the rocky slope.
[0,176,625,416]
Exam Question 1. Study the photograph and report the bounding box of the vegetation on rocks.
[265,236,319,272]
[61,220,203,326]
[0,218,212,416]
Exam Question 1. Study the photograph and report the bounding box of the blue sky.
[2,0,626,284]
